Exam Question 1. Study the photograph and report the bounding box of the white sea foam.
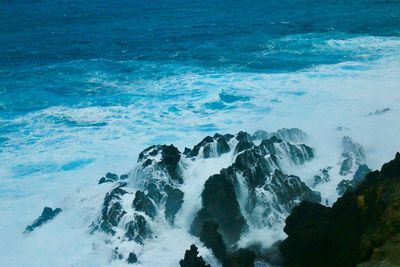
[1,35,400,266]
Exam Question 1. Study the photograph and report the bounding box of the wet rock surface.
[280,153,400,267]
[24,207,62,233]
[86,129,369,265]
[180,244,211,267]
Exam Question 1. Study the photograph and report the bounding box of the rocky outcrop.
[340,136,366,176]
[127,252,138,264]
[280,153,400,267]
[184,134,234,158]
[180,244,211,267]
[252,128,308,144]
[191,170,248,246]
[89,129,323,265]
[98,172,128,184]
[136,144,183,184]
[91,183,128,235]
[24,207,62,233]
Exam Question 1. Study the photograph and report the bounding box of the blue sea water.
[1,1,400,266]
[0,0,400,181]
[1,0,400,183]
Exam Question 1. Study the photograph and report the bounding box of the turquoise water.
[1,0,400,179]
[1,0,400,180]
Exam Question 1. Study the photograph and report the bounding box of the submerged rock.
[180,244,211,267]
[280,153,400,267]
[24,207,62,233]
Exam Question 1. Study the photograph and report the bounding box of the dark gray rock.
[165,185,184,224]
[138,144,182,183]
[98,173,129,184]
[127,252,138,264]
[191,171,248,245]
[133,190,157,219]
[336,179,353,196]
[24,207,62,233]
[184,134,233,158]
[270,128,308,143]
[352,164,371,187]
[124,214,152,244]
[200,220,227,262]
[91,184,127,235]
[180,244,211,267]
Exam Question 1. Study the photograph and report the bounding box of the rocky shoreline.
[23,128,399,267]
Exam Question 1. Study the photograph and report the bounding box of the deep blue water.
[1,0,400,113]
[1,0,400,178]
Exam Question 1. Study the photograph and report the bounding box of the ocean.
[1,0,400,266]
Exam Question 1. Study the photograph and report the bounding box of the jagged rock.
[381,152,400,178]
[24,207,62,233]
[180,244,211,267]
[340,136,366,176]
[352,164,371,187]
[94,184,128,234]
[270,128,308,144]
[132,190,157,219]
[146,182,163,203]
[251,130,271,141]
[336,179,353,196]
[127,252,138,264]
[165,185,184,224]
[200,220,227,261]
[312,167,332,187]
[236,131,252,142]
[223,248,256,267]
[184,134,233,158]
[98,172,119,184]
[280,153,400,267]
[124,214,151,243]
[252,128,308,144]
[191,171,248,245]
[258,136,313,165]
[337,164,372,195]
[137,144,182,184]
[248,170,320,226]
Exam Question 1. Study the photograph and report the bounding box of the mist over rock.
[87,129,340,264]
[24,207,62,233]
[340,136,366,176]
[251,128,308,144]
[184,134,234,158]
[280,152,400,267]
